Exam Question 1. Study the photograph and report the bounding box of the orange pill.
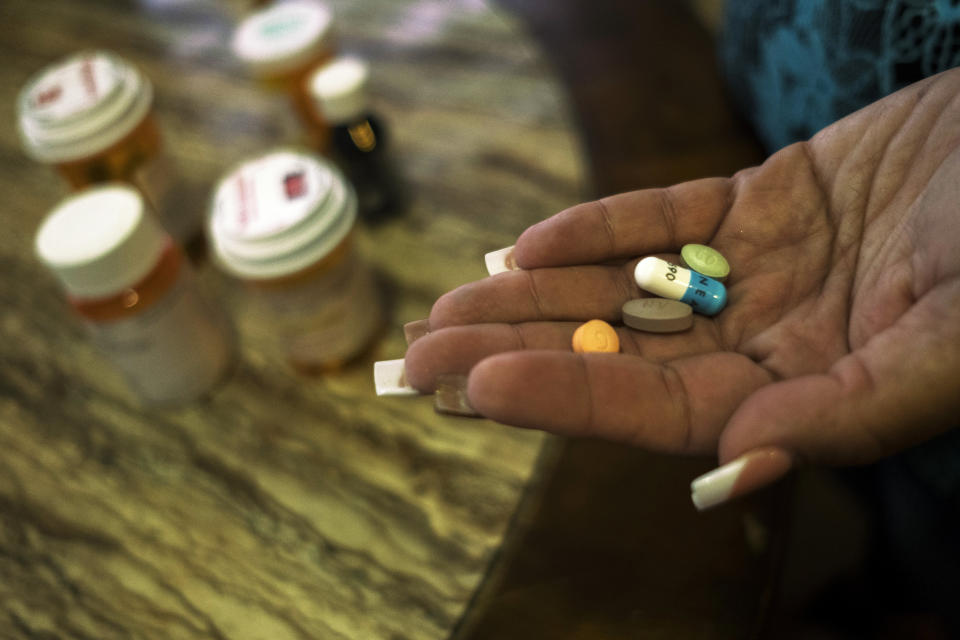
[572,319,620,353]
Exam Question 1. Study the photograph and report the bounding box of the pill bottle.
[208,148,381,372]
[308,57,405,223]
[17,51,196,243]
[35,184,233,405]
[232,0,336,151]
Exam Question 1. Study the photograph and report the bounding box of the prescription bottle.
[17,51,197,243]
[232,0,336,151]
[35,184,233,405]
[208,149,381,372]
[308,57,405,223]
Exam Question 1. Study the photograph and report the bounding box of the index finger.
[514,177,733,269]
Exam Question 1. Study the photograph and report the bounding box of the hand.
[403,68,960,508]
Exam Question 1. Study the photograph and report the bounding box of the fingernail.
[484,245,518,276]
[690,446,793,511]
[373,359,419,396]
[434,374,481,417]
[403,319,430,345]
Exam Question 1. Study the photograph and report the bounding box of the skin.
[404,68,960,469]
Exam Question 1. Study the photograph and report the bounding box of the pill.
[572,319,620,353]
[679,244,730,281]
[622,298,693,333]
[633,256,727,316]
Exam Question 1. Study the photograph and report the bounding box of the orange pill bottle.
[17,51,197,242]
[35,185,233,405]
[208,149,381,372]
[232,0,336,151]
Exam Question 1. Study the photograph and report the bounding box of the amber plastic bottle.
[232,0,337,151]
[17,50,196,242]
[208,149,381,372]
[35,185,232,404]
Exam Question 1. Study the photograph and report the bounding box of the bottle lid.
[35,184,167,300]
[232,1,334,78]
[308,56,369,125]
[17,51,153,164]
[208,149,356,280]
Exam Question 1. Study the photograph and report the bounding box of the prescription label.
[254,250,380,365]
[84,270,230,403]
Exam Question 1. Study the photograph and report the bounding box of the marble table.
[0,0,586,637]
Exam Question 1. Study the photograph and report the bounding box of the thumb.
[688,368,902,512]
[693,302,960,510]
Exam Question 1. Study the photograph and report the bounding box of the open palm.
[404,68,960,470]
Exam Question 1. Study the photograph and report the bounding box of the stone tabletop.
[0,0,586,637]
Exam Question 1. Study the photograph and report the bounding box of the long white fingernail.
[374,359,419,396]
[690,447,793,511]
[484,245,518,276]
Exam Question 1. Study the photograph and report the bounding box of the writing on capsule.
[633,256,727,316]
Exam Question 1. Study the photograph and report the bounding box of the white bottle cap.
[17,51,153,164]
[232,0,334,78]
[35,184,167,300]
[308,56,369,125]
[208,148,357,280]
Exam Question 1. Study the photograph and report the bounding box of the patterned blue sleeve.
[720,0,960,152]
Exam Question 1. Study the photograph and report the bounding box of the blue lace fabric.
[720,0,960,152]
